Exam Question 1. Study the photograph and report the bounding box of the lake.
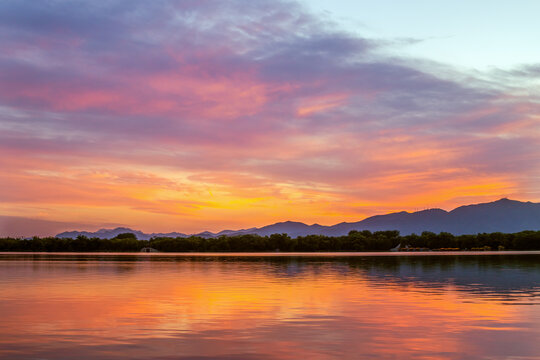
[1,252,539,359]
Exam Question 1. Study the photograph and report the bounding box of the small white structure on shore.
[390,243,401,252]
[140,247,159,253]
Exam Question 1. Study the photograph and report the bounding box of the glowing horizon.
[0,1,539,237]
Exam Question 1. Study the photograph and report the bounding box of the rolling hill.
[56,198,540,239]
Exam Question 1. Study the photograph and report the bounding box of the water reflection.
[0,252,539,359]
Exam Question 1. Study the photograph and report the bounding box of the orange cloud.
[296,93,348,117]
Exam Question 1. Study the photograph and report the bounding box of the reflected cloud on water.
[0,252,539,359]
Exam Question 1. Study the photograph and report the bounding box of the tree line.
[0,230,539,252]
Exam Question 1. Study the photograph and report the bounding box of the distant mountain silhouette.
[56,198,540,239]
[56,227,187,241]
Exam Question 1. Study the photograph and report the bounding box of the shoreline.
[1,250,540,256]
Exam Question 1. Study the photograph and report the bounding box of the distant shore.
[2,251,540,257]
[1,230,539,252]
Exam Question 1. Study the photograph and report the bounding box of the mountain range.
[56,198,540,240]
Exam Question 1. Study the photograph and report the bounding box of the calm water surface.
[1,252,539,359]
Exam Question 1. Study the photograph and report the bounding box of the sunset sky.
[1,0,539,237]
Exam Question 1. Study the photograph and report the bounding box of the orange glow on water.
[1,254,539,359]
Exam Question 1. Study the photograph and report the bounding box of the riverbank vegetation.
[1,230,539,252]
